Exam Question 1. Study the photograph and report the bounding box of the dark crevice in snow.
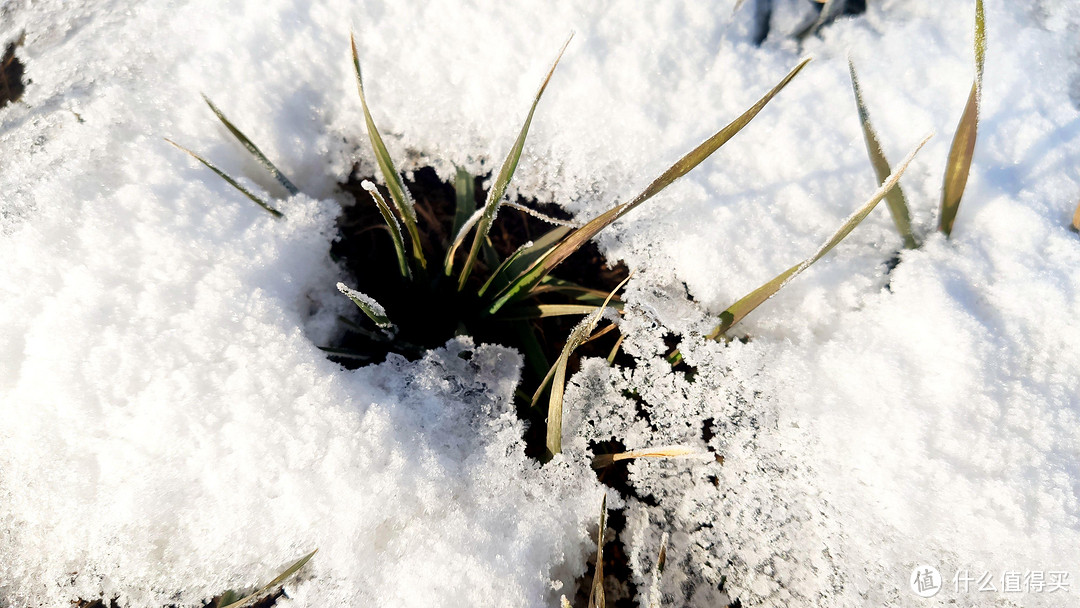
[1,33,26,108]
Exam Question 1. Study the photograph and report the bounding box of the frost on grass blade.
[361,180,411,279]
[202,95,299,196]
[939,0,986,237]
[541,275,629,457]
[350,33,427,270]
[487,58,811,314]
[848,60,917,249]
[337,282,393,330]
[457,34,572,290]
[708,133,932,339]
[647,532,669,608]
[219,549,317,608]
[1072,199,1080,232]
[587,494,607,608]
[165,139,283,218]
[591,445,704,468]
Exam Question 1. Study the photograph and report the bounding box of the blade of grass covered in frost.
[202,95,299,196]
[337,282,393,331]
[543,275,629,457]
[587,494,607,608]
[219,549,317,608]
[707,133,932,340]
[165,139,283,218]
[487,58,812,314]
[361,180,411,279]
[647,533,669,608]
[451,166,476,244]
[457,34,572,290]
[939,0,985,237]
[351,34,427,270]
[482,226,572,295]
[848,60,918,248]
[592,445,704,468]
[499,303,609,321]
[1072,199,1080,231]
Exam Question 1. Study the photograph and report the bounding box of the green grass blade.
[451,166,477,246]
[939,0,985,237]
[165,139,283,218]
[350,33,427,270]
[202,95,299,196]
[586,494,607,608]
[219,549,317,608]
[848,60,918,249]
[707,134,931,339]
[483,226,572,299]
[545,275,629,457]
[457,34,573,290]
[337,282,393,330]
[362,180,411,279]
[478,242,530,297]
[487,58,811,314]
[444,208,484,276]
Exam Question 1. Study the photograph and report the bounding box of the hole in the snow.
[753,0,868,45]
[1,33,26,108]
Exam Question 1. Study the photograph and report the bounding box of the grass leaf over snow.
[486,57,812,315]
[939,0,985,237]
[587,494,607,608]
[219,549,317,608]
[456,34,573,289]
[707,133,932,340]
[351,33,427,270]
[165,139,284,218]
[202,95,300,196]
[361,180,411,279]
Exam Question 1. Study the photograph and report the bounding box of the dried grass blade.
[202,95,299,196]
[165,139,283,218]
[1072,199,1080,231]
[488,58,811,314]
[587,494,607,608]
[647,533,669,608]
[708,133,932,339]
[457,34,572,289]
[848,60,917,248]
[592,445,703,468]
[350,34,427,269]
[219,549,317,608]
[939,0,985,237]
[361,180,411,279]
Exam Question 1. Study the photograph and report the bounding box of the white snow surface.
[2,0,1080,607]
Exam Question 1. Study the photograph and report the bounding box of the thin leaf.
[361,180,411,279]
[647,533,669,608]
[587,494,607,608]
[1072,199,1080,232]
[708,133,932,339]
[561,596,573,608]
[457,34,573,290]
[488,58,811,314]
[477,242,531,297]
[219,549,317,608]
[351,33,427,269]
[337,282,393,331]
[606,334,625,365]
[202,95,299,196]
[939,0,985,237]
[796,0,844,40]
[482,226,572,297]
[444,207,485,276]
[592,445,704,468]
[451,167,477,247]
[165,139,283,218]
[545,275,630,457]
[500,303,606,321]
[848,60,918,248]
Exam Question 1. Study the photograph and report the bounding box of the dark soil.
[1,34,25,108]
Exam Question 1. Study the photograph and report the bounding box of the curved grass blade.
[219,549,317,608]
[544,275,630,457]
[587,494,607,608]
[350,33,427,270]
[362,180,411,279]
[707,133,932,340]
[165,139,283,218]
[337,282,393,331]
[848,60,917,248]
[487,58,812,314]
[939,0,985,237]
[444,207,484,276]
[457,34,573,290]
[647,532,669,608]
[202,95,299,196]
[591,445,703,468]
[499,303,606,321]
[478,242,531,297]
[482,225,572,296]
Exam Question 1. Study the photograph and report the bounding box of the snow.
[2,0,1080,607]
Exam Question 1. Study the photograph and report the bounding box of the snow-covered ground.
[2,1,1080,606]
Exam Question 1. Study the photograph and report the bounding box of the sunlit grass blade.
[708,133,932,339]
[202,95,299,196]
[361,180,411,279]
[939,0,985,237]
[606,334,624,365]
[544,275,630,457]
[591,445,703,468]
[350,33,427,270]
[1072,199,1080,231]
[478,242,530,297]
[457,34,573,290]
[487,58,811,314]
[848,60,917,249]
[451,166,476,246]
[165,139,283,218]
[444,208,484,276]
[337,282,393,331]
[587,494,607,608]
[500,303,608,321]
[647,532,669,608]
[219,549,317,608]
[483,226,572,296]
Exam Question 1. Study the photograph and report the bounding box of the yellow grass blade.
[587,494,607,608]
[591,445,704,468]
[219,549,317,608]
